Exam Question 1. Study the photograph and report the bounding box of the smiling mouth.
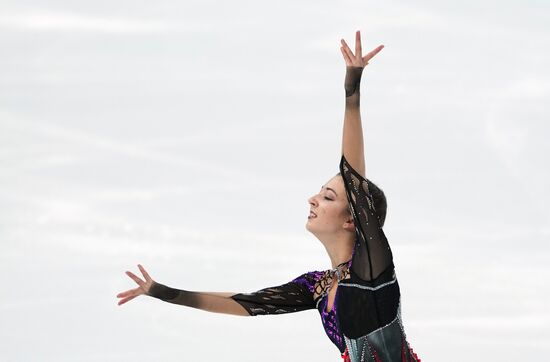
[308,212,317,219]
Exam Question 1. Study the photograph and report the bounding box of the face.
[306,175,354,234]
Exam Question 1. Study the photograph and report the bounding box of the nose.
[308,195,318,207]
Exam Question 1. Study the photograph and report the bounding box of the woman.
[117,30,420,362]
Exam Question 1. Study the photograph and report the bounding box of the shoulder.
[290,270,326,293]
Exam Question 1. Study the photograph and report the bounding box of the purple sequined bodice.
[291,269,348,353]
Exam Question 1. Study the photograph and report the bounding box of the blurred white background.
[1,0,549,361]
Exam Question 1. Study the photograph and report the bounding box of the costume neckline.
[333,258,352,270]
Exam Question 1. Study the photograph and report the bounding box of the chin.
[305,221,319,236]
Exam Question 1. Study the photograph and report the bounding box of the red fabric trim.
[341,347,351,362]
[371,349,382,362]
[408,345,421,361]
[341,343,421,361]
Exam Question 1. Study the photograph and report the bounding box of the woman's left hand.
[116,264,155,306]
[340,30,384,68]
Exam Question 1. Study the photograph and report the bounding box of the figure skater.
[117,30,420,362]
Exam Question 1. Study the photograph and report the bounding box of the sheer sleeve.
[339,154,393,281]
[229,272,317,316]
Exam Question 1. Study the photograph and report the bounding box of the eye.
[324,197,333,201]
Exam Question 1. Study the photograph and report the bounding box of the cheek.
[337,202,352,219]
[326,203,347,219]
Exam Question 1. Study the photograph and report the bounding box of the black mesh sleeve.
[229,274,316,316]
[339,154,393,281]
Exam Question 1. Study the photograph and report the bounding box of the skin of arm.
[117,264,250,316]
[147,281,251,316]
[340,31,384,177]
[342,65,366,177]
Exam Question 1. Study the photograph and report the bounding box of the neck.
[318,232,355,269]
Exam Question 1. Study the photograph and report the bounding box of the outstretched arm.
[340,30,384,177]
[117,265,316,317]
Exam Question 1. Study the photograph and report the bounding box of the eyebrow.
[321,186,338,197]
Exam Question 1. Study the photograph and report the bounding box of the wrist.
[147,281,178,300]
[344,66,364,97]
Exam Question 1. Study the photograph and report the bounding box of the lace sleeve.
[339,154,393,281]
[229,272,317,316]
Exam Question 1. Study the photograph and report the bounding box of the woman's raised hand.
[117,264,155,306]
[340,30,384,68]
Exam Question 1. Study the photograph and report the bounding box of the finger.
[138,264,152,283]
[117,287,140,298]
[126,271,145,287]
[340,47,352,65]
[340,39,355,60]
[116,289,132,298]
[355,31,362,57]
[118,295,138,306]
[363,45,384,63]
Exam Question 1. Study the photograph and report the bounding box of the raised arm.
[339,33,392,282]
[340,30,384,177]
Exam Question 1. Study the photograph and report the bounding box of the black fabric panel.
[337,266,400,338]
[230,279,316,316]
[339,154,394,282]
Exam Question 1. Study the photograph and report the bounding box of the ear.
[343,216,355,231]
